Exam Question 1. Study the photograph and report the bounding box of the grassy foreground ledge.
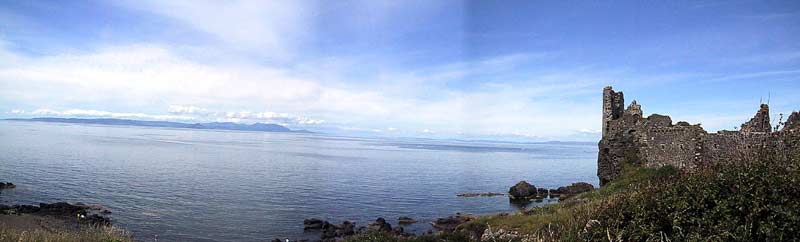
[345,156,800,242]
[0,214,132,242]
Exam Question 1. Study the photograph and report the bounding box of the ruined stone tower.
[602,86,625,137]
[597,86,800,186]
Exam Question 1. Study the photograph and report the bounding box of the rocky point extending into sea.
[287,180,595,242]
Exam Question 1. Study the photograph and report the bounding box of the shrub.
[584,157,800,241]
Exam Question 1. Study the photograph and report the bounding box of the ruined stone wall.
[597,86,800,186]
[639,125,706,169]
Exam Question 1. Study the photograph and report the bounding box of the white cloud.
[0,44,363,115]
[29,108,196,121]
[0,42,609,139]
[8,109,25,114]
[168,105,210,115]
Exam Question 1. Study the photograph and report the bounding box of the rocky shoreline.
[1,179,593,241]
[1,202,114,226]
[284,180,595,242]
[0,182,114,228]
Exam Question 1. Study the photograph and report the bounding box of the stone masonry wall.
[597,86,800,186]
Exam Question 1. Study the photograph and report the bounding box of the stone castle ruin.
[597,86,800,186]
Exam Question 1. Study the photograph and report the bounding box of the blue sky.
[1,0,799,141]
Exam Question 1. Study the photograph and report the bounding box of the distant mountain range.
[6,117,313,133]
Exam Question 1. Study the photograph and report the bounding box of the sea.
[0,120,598,241]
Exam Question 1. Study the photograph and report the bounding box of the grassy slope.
[346,156,800,242]
[470,164,681,241]
[0,215,132,242]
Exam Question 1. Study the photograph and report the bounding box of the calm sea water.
[0,120,598,241]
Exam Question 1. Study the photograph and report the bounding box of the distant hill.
[6,117,312,133]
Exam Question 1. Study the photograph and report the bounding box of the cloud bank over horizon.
[1,1,799,141]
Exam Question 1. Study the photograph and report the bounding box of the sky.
[1,0,799,141]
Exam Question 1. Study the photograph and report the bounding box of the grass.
[344,153,800,242]
[343,231,472,242]
[0,224,133,242]
[466,163,681,241]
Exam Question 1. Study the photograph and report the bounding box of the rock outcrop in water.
[0,182,15,189]
[304,218,325,230]
[456,192,504,197]
[550,182,595,199]
[0,202,111,225]
[508,181,538,201]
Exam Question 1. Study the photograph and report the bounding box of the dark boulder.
[320,221,338,239]
[431,214,474,231]
[367,217,392,232]
[337,221,355,237]
[508,181,537,200]
[303,218,325,230]
[556,182,595,199]
[537,188,548,197]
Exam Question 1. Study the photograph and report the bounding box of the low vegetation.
[345,154,800,241]
[0,224,132,242]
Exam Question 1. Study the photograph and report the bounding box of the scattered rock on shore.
[314,220,357,240]
[431,213,474,231]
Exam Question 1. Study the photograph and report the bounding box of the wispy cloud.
[119,0,313,60]
[27,108,196,121]
[11,106,326,126]
[220,111,324,125]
